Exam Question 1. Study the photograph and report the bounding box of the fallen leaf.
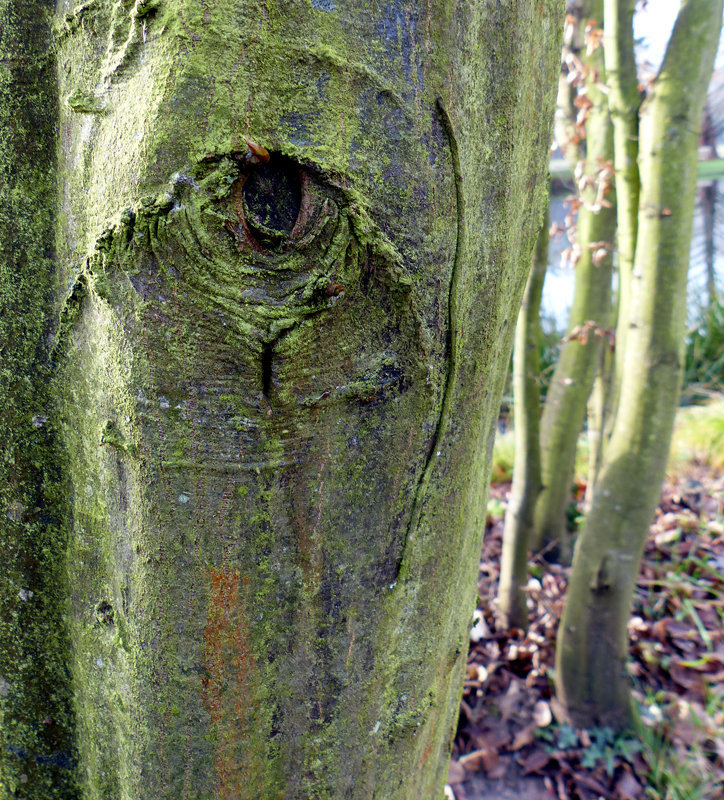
[670,716,699,747]
[498,678,524,722]
[447,760,466,784]
[521,749,552,774]
[455,467,724,800]
[512,722,537,751]
[614,770,643,800]
[459,746,498,773]
[467,721,512,753]
[487,756,509,780]
[669,662,706,694]
[572,771,611,797]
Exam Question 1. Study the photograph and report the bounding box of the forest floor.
[448,468,724,800]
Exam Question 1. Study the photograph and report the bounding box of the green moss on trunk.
[1,1,563,797]
[0,1,79,796]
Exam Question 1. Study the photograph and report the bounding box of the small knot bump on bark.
[95,601,115,626]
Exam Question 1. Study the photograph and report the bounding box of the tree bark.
[533,0,616,558]
[498,208,548,630]
[700,181,717,307]
[699,102,718,307]
[603,0,640,407]
[1,1,562,797]
[0,2,79,797]
[583,0,638,507]
[555,0,723,730]
[584,336,614,506]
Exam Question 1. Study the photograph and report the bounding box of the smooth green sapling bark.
[498,208,548,631]
[555,0,723,730]
[533,0,616,559]
[584,334,614,506]
[603,0,640,415]
[1,0,563,797]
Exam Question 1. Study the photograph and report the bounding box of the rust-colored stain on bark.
[202,566,259,799]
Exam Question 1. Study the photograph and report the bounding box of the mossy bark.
[0,2,79,796]
[1,1,563,798]
[555,0,723,730]
[533,0,616,558]
[498,208,548,630]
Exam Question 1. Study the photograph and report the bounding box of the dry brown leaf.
[487,756,509,780]
[670,715,700,747]
[521,749,552,775]
[447,760,466,785]
[455,468,724,800]
[498,678,524,723]
[512,723,537,751]
[669,662,706,694]
[482,722,513,752]
[614,770,643,800]
[671,637,698,654]
[572,771,611,797]
[459,746,498,774]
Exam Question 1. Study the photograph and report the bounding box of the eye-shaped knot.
[240,155,302,248]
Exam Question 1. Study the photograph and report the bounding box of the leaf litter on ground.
[447,468,724,800]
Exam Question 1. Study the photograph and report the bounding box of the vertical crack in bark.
[433,98,464,455]
[395,98,464,579]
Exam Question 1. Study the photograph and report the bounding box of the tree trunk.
[498,207,548,630]
[1,1,562,797]
[604,0,640,409]
[0,2,79,797]
[555,0,723,730]
[584,0,639,507]
[699,102,718,307]
[533,0,616,559]
[584,336,614,507]
[700,181,717,307]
